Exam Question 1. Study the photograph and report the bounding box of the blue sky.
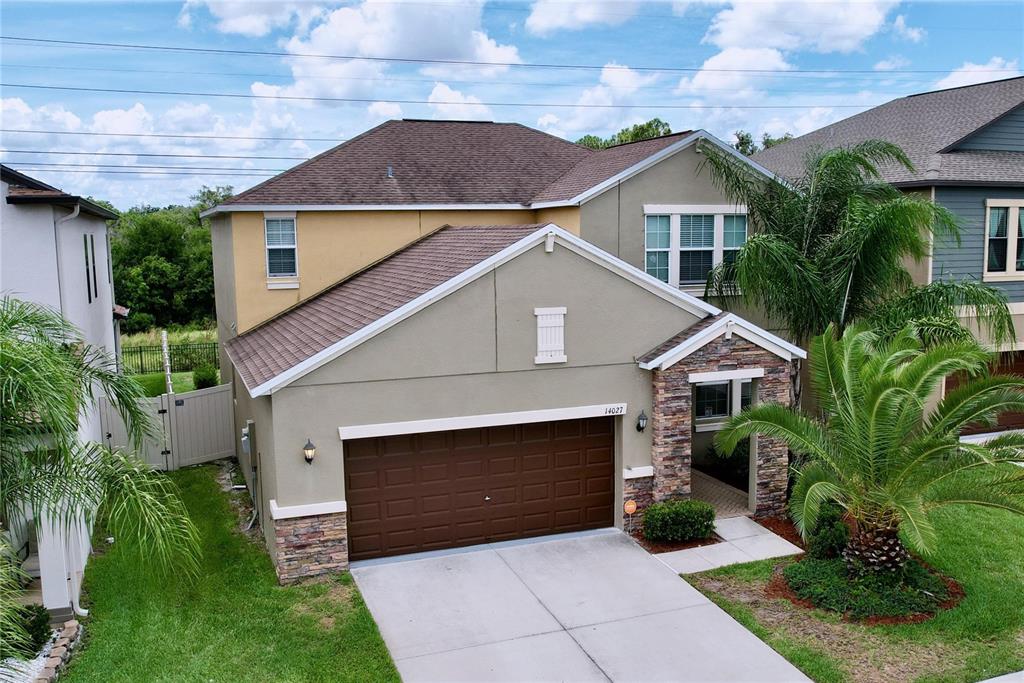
[2,0,1021,208]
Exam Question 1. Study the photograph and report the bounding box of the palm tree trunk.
[843,520,910,575]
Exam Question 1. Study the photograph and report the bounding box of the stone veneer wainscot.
[273,510,349,583]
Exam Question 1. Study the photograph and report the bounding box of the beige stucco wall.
[264,241,702,513]
[579,144,731,268]
[224,208,574,332]
[210,214,237,368]
[535,205,581,233]
[229,367,277,549]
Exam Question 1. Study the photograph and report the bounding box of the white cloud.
[367,101,403,120]
[874,56,909,71]
[706,1,898,53]
[253,0,520,101]
[676,47,792,100]
[525,0,638,35]
[535,63,659,138]
[427,83,492,120]
[934,56,1022,90]
[892,15,925,43]
[178,1,325,37]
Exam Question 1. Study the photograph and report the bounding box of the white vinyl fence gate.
[100,383,234,471]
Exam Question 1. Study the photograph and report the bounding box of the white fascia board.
[200,202,529,218]
[639,313,806,371]
[564,131,787,209]
[247,223,720,397]
[339,403,628,440]
[688,367,765,383]
[269,498,347,520]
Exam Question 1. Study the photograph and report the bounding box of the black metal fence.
[122,342,219,375]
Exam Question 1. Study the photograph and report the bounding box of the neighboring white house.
[1,164,122,620]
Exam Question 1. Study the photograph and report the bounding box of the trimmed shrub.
[806,504,849,560]
[642,499,715,543]
[783,557,949,619]
[193,364,219,390]
[1,603,53,659]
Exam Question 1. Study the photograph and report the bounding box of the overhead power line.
[0,128,344,143]
[2,149,308,160]
[3,35,1019,75]
[2,161,289,172]
[9,167,278,176]
[0,82,881,109]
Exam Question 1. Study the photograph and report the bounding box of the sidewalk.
[657,516,803,574]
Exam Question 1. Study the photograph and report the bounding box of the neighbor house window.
[642,206,748,288]
[644,215,670,283]
[265,217,297,278]
[984,201,1024,281]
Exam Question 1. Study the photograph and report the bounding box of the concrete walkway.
[352,529,808,682]
[658,516,804,574]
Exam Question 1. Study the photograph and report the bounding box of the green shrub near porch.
[642,499,715,542]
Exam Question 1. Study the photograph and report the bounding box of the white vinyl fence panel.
[100,383,233,471]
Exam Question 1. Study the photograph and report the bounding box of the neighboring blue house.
[755,76,1024,430]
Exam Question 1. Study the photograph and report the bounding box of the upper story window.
[265,217,297,278]
[983,200,1024,282]
[643,205,748,288]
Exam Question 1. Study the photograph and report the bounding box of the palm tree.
[1,296,199,653]
[716,324,1024,574]
[701,140,1014,400]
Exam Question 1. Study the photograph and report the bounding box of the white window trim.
[534,306,568,364]
[692,378,752,432]
[645,209,748,288]
[337,403,628,440]
[265,213,298,280]
[983,199,1024,282]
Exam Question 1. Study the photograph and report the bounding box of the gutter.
[52,202,80,316]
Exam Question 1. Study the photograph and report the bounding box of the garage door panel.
[345,417,614,561]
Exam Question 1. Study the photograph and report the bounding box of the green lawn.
[131,372,195,397]
[64,466,398,683]
[691,507,1024,683]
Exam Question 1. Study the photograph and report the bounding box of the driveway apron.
[352,529,808,682]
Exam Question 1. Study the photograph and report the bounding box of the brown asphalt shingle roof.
[221,120,694,207]
[531,133,691,203]
[225,120,591,206]
[753,77,1024,186]
[226,224,545,390]
[638,313,726,365]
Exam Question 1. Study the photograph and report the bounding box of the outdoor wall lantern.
[303,438,317,465]
[636,410,648,432]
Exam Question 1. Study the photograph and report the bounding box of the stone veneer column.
[651,368,692,501]
[273,511,349,583]
[649,336,794,517]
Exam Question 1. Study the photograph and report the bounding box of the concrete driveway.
[351,529,807,682]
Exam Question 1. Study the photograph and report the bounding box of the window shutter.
[534,307,567,364]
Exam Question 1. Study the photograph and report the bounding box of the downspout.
[55,202,91,617]
[53,202,80,317]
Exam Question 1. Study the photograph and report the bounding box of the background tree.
[700,139,1014,386]
[0,297,199,653]
[732,130,794,156]
[576,118,672,149]
[110,186,231,334]
[717,324,1024,573]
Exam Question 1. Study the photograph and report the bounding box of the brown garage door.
[344,417,614,561]
[947,352,1024,435]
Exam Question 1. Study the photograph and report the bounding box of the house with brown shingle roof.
[202,119,799,581]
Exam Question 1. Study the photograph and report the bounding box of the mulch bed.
[764,561,965,625]
[628,527,724,553]
[752,515,806,549]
